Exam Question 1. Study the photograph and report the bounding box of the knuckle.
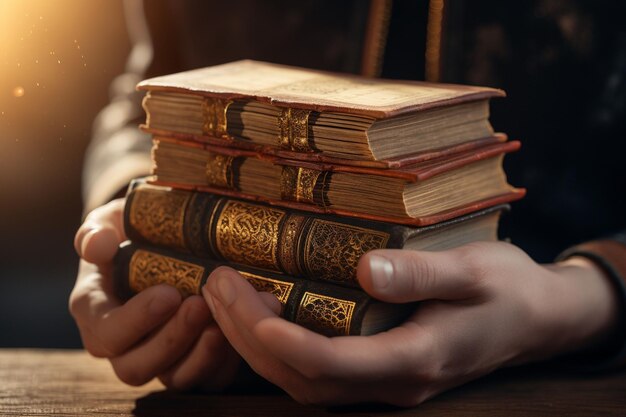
[99,339,126,357]
[400,255,437,296]
[198,326,225,353]
[158,373,190,391]
[68,287,90,322]
[408,357,441,387]
[413,363,440,385]
[413,259,437,292]
[399,325,442,383]
[112,364,152,387]
[82,341,110,358]
[455,243,490,282]
[161,335,177,351]
[97,324,133,356]
[67,291,82,319]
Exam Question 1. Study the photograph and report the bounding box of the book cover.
[125,181,507,287]
[137,60,505,165]
[114,242,415,336]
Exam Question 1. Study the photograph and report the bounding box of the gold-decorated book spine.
[125,183,401,287]
[114,242,378,336]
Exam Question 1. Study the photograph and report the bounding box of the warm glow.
[0,0,129,189]
[12,86,25,98]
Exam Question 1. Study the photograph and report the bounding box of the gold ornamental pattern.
[205,152,237,189]
[239,271,294,305]
[277,107,312,151]
[215,200,286,270]
[304,219,390,284]
[278,214,307,276]
[280,166,323,205]
[129,250,204,298]
[202,97,232,137]
[129,188,191,251]
[296,292,355,336]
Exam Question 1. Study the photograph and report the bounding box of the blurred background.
[0,0,129,347]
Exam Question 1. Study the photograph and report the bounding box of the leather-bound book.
[113,242,415,337]
[149,136,524,225]
[138,60,505,168]
[125,181,507,288]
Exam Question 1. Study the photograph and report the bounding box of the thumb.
[357,248,485,303]
[74,199,126,264]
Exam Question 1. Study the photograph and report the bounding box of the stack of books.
[113,60,524,337]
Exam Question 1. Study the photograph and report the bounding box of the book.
[138,60,505,167]
[125,181,507,287]
[149,136,523,225]
[113,242,415,337]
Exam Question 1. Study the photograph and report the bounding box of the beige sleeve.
[82,0,154,216]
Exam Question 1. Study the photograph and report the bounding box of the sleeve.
[555,231,626,370]
[81,0,154,216]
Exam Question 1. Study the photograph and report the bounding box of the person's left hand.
[201,242,618,406]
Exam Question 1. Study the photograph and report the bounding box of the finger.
[158,324,241,391]
[71,261,182,356]
[74,199,126,263]
[202,268,306,391]
[110,295,212,386]
[203,268,441,406]
[256,321,438,381]
[204,267,433,381]
[357,248,487,302]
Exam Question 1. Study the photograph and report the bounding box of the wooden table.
[1,349,625,416]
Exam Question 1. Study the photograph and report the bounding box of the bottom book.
[113,242,415,337]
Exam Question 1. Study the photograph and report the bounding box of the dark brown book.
[113,242,414,337]
[149,137,524,225]
[138,60,505,168]
[125,181,507,288]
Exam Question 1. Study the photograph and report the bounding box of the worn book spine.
[125,182,417,288]
[113,242,403,337]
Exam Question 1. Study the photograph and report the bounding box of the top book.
[138,60,505,167]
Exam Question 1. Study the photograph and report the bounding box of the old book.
[125,181,507,288]
[138,60,505,167]
[149,136,523,225]
[114,242,414,337]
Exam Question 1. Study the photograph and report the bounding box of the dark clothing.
[86,0,626,262]
[84,0,626,374]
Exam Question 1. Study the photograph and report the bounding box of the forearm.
[82,126,151,215]
[82,0,155,215]
[550,236,626,370]
[525,258,621,364]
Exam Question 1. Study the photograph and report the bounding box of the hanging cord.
[360,0,393,77]
[425,0,444,82]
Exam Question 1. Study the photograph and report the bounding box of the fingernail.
[203,285,216,316]
[214,272,237,307]
[369,255,393,291]
[80,227,99,257]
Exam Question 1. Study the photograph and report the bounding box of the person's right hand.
[69,198,241,390]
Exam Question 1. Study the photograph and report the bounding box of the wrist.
[538,258,620,359]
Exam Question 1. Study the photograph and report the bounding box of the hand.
[70,198,240,390]
[201,241,618,406]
